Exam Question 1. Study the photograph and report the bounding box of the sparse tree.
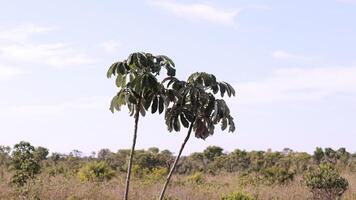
[33,146,49,162]
[159,72,236,199]
[10,141,41,186]
[107,52,176,200]
[314,147,324,165]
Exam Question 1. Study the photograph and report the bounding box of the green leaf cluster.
[163,72,236,139]
[107,52,176,116]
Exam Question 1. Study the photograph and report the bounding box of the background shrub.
[261,166,294,185]
[303,164,349,200]
[185,172,205,185]
[77,161,115,182]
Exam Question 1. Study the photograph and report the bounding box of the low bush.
[303,164,349,200]
[220,191,255,200]
[77,161,115,182]
[261,166,294,185]
[185,172,205,185]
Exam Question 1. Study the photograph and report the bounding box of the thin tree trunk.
[159,123,194,200]
[124,100,141,200]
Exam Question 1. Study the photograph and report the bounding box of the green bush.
[147,167,167,181]
[186,172,205,185]
[77,161,115,182]
[220,191,255,200]
[132,165,167,184]
[303,164,349,200]
[261,166,294,185]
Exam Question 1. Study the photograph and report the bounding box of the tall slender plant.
[159,72,236,200]
[107,52,176,200]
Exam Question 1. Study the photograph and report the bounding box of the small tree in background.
[159,72,236,199]
[10,141,41,187]
[203,145,224,162]
[107,52,176,200]
[303,164,348,200]
[77,161,115,182]
[313,147,324,165]
[33,146,49,162]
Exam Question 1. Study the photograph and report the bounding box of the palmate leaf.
[164,71,236,140]
[108,52,178,122]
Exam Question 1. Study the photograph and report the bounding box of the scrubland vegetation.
[1,142,356,200]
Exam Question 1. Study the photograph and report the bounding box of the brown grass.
[0,172,356,200]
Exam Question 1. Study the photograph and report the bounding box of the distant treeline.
[1,141,354,199]
[1,142,355,176]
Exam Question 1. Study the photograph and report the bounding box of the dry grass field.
[1,171,356,200]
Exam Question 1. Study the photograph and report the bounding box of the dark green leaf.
[225,82,236,96]
[166,65,176,77]
[211,84,219,94]
[107,63,118,78]
[219,82,226,97]
[117,62,126,74]
[221,118,227,131]
[144,93,154,110]
[173,117,180,132]
[109,95,118,113]
[128,94,137,104]
[180,114,189,128]
[158,96,164,114]
[151,96,158,114]
[115,74,123,88]
[184,111,194,122]
[139,102,146,116]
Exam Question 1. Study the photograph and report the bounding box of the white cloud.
[0,24,95,68]
[148,0,240,26]
[1,97,106,116]
[0,43,94,67]
[272,50,307,60]
[100,40,122,53]
[238,66,356,104]
[0,66,24,80]
[0,24,56,42]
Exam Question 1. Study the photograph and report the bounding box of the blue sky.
[1,0,356,155]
